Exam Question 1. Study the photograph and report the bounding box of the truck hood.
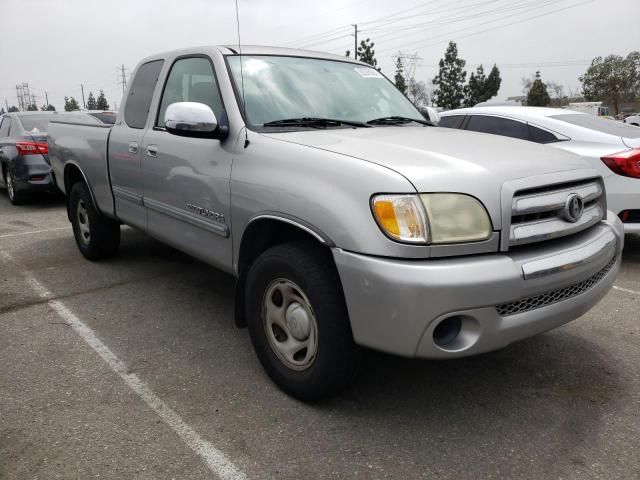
[261,126,594,228]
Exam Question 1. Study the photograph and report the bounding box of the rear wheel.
[5,168,26,205]
[69,182,120,260]
[245,241,361,401]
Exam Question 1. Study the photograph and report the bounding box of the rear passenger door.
[141,55,233,271]
[109,59,164,229]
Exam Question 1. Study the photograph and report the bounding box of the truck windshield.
[227,55,425,128]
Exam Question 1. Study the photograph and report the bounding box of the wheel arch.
[63,162,99,221]
[233,214,335,328]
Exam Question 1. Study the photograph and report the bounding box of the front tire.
[245,242,361,401]
[69,182,120,260]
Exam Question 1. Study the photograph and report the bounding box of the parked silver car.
[440,106,640,233]
[48,46,623,400]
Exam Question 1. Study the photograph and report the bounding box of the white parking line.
[0,226,71,239]
[613,285,640,296]
[0,250,247,480]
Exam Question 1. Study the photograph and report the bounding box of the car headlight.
[371,194,429,243]
[371,193,492,244]
[420,193,492,243]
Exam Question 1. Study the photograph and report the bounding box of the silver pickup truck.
[48,46,624,400]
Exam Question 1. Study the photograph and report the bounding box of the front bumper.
[333,213,624,359]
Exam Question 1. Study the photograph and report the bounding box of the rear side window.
[156,57,224,128]
[438,115,465,129]
[124,60,164,129]
[0,117,10,137]
[466,115,528,140]
[528,124,560,144]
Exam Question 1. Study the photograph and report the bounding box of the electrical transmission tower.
[117,64,130,95]
[16,83,36,111]
[392,52,423,83]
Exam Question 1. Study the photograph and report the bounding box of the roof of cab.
[137,45,368,66]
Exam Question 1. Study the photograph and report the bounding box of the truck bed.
[48,121,115,216]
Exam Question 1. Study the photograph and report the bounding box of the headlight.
[420,193,492,243]
[371,194,428,243]
[371,193,492,244]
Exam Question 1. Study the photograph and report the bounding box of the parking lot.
[0,193,639,479]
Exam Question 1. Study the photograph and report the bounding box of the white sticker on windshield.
[354,67,383,78]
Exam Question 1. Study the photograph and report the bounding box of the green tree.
[86,91,97,110]
[96,90,110,110]
[26,104,38,111]
[579,52,639,114]
[8,106,19,112]
[394,58,407,94]
[0,108,4,115]
[527,71,551,106]
[41,104,56,111]
[64,96,80,112]
[464,65,486,107]
[484,64,502,100]
[432,41,466,110]
[357,38,380,70]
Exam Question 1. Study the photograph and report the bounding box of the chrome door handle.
[146,145,158,157]
[128,142,139,154]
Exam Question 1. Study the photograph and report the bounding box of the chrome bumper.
[333,213,624,359]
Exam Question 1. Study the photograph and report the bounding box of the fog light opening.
[433,316,462,347]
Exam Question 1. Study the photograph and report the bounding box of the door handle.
[146,145,158,157]
[128,142,139,154]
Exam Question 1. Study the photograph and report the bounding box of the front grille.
[509,178,605,247]
[496,256,616,316]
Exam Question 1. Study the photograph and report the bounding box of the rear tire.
[69,182,120,260]
[5,168,26,205]
[245,241,361,401]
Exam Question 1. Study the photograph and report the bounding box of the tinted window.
[438,115,464,129]
[466,115,528,140]
[157,57,224,128]
[551,113,640,138]
[124,60,164,129]
[528,124,559,144]
[0,117,10,137]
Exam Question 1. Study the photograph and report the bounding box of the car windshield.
[551,113,640,138]
[227,55,425,127]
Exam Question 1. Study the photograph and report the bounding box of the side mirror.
[164,102,219,136]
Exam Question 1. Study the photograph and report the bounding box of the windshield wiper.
[262,117,371,129]
[366,116,433,126]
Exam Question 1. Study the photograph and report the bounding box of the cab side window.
[156,57,224,128]
[0,117,11,138]
[466,115,528,140]
[124,60,165,129]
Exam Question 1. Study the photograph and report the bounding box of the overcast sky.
[1,0,638,111]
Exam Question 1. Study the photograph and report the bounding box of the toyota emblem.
[564,194,584,223]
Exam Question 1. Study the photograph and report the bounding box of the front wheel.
[245,242,361,401]
[69,182,120,260]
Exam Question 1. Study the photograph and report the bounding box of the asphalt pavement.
[1,192,639,480]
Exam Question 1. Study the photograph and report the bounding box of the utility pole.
[4,99,9,112]
[352,24,358,60]
[80,84,86,109]
[45,91,49,107]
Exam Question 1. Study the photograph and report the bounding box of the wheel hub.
[285,302,311,340]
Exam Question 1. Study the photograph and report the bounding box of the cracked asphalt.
[1,192,639,480]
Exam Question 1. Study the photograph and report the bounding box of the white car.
[439,107,640,233]
[625,114,640,127]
